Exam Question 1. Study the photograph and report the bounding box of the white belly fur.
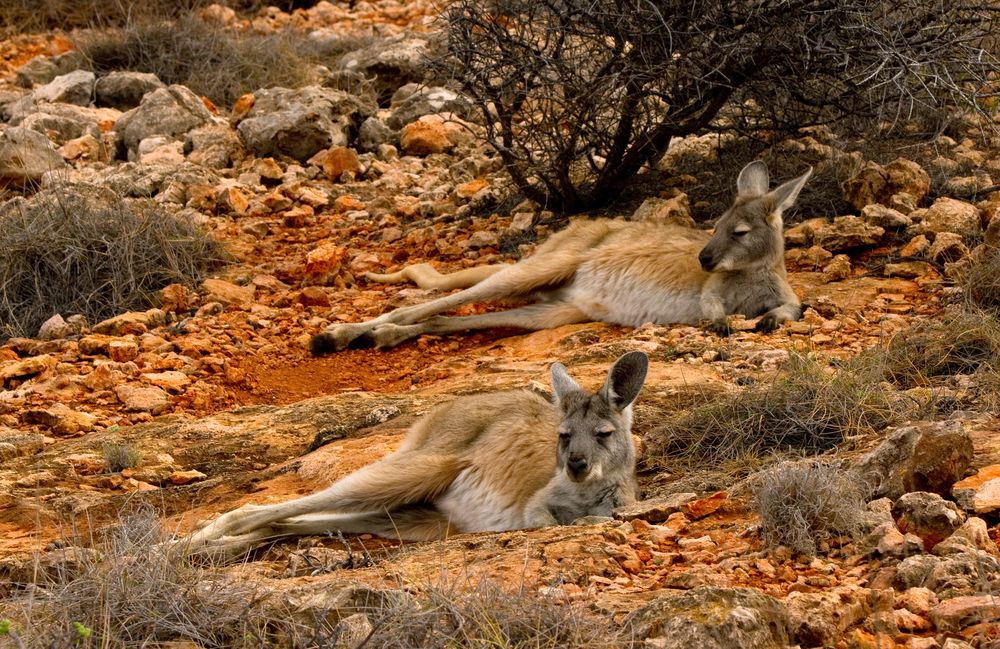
[566,274,703,327]
[436,468,526,532]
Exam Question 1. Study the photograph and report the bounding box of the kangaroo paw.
[706,318,731,337]
[754,313,781,333]
[310,323,378,355]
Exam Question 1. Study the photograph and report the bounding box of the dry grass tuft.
[652,353,903,471]
[0,185,227,342]
[77,16,321,107]
[350,580,628,649]
[101,441,141,473]
[750,461,867,556]
[962,249,1000,315]
[879,310,1000,389]
[2,507,266,648]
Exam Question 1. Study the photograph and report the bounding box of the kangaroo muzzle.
[698,247,717,272]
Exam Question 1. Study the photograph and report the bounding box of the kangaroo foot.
[309,323,380,355]
[705,318,731,337]
[754,313,781,333]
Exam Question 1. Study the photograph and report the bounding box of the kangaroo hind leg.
[365,263,509,291]
[353,302,591,350]
[274,504,453,542]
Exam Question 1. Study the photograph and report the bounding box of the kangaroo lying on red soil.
[183,351,648,556]
[310,160,812,353]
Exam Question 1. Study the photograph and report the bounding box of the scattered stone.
[788,216,884,251]
[850,420,974,500]
[786,585,870,647]
[388,84,473,129]
[624,587,791,649]
[313,146,362,182]
[92,309,167,335]
[893,492,965,551]
[862,204,911,229]
[115,85,214,154]
[915,197,981,237]
[235,86,372,162]
[0,126,69,187]
[932,517,994,556]
[682,492,727,520]
[115,384,170,414]
[22,403,96,435]
[0,354,56,386]
[95,71,165,111]
[631,194,695,227]
[884,261,935,279]
[200,279,254,306]
[928,232,970,264]
[15,51,88,88]
[929,595,1000,632]
[614,493,698,522]
[142,371,191,393]
[168,469,207,485]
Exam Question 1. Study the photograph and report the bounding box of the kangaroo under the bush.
[182,351,648,556]
[311,161,812,354]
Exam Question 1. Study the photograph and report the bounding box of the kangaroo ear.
[600,351,648,410]
[550,362,581,403]
[769,167,812,216]
[737,160,769,197]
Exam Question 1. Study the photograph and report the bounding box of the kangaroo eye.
[733,229,749,237]
[596,430,613,439]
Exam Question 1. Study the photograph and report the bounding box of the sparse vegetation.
[347,580,629,649]
[962,249,1000,314]
[750,461,867,556]
[0,185,227,342]
[653,353,904,470]
[3,508,266,648]
[879,310,1000,389]
[443,0,1000,212]
[77,16,322,107]
[101,441,141,473]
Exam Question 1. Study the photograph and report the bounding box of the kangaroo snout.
[566,455,590,481]
[698,247,716,272]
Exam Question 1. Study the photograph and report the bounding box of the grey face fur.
[698,161,812,273]
[549,351,648,483]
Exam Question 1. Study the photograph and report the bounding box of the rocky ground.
[1,2,1000,648]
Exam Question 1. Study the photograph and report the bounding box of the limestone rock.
[356,116,397,152]
[915,197,981,237]
[92,309,167,335]
[614,493,698,522]
[33,70,95,106]
[892,491,966,550]
[787,216,884,251]
[115,85,214,154]
[930,595,1000,632]
[400,114,474,156]
[200,279,254,306]
[624,587,792,649]
[928,232,969,264]
[387,84,474,129]
[932,517,994,556]
[115,384,171,414]
[339,37,431,103]
[312,146,362,182]
[843,158,931,210]
[235,86,373,162]
[862,204,911,229]
[952,465,1000,514]
[849,420,974,500]
[631,194,695,228]
[95,71,165,111]
[15,51,88,88]
[0,126,69,187]
[184,124,245,169]
[786,585,870,647]
[0,354,56,387]
[22,403,96,435]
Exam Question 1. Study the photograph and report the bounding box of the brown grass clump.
[76,15,321,107]
[750,461,867,557]
[879,310,1000,389]
[0,185,227,342]
[652,353,903,471]
[348,580,629,649]
[101,441,141,473]
[2,508,266,648]
[962,249,1000,314]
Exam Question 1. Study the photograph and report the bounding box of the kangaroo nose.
[699,250,715,271]
[567,457,589,477]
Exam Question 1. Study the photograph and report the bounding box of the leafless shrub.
[879,310,1000,389]
[963,250,1000,314]
[750,461,867,556]
[3,507,266,648]
[0,185,228,342]
[652,354,904,470]
[346,580,629,649]
[441,0,1000,212]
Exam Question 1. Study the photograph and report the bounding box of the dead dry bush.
[77,15,321,107]
[879,310,1000,389]
[0,186,227,342]
[339,580,629,649]
[442,0,1000,212]
[0,0,202,36]
[962,249,1000,314]
[1,508,266,648]
[750,461,867,556]
[652,354,903,472]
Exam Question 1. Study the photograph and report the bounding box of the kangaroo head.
[698,161,812,273]
[549,351,648,484]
